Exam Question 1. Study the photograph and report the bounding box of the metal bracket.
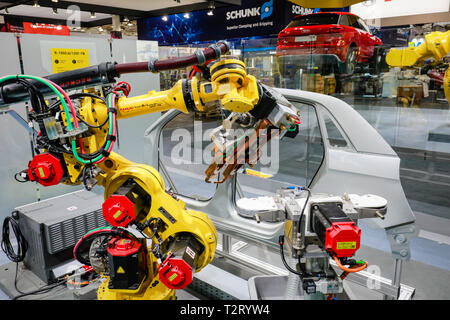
[385,222,418,260]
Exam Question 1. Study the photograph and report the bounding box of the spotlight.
[98,26,104,32]
[90,11,96,18]
[162,15,168,21]
[208,1,215,15]
[33,1,40,8]
[183,13,190,19]
[52,0,59,2]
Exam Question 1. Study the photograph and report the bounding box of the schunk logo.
[226,0,273,21]
[291,5,319,15]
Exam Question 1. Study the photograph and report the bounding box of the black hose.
[1,214,28,263]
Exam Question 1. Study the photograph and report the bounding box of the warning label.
[336,241,357,250]
[51,48,90,73]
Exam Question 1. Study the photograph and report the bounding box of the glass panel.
[287,13,340,28]
[158,111,223,200]
[322,113,349,148]
[236,102,324,198]
[155,21,450,221]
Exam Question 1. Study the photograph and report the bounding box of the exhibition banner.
[137,0,349,44]
[138,0,284,44]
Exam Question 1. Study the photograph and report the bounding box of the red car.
[276,12,383,74]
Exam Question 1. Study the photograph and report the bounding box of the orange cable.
[333,255,368,273]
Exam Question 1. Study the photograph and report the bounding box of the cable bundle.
[0,74,119,165]
[1,214,28,263]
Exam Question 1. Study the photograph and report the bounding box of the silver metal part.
[315,278,343,294]
[89,236,109,274]
[385,223,418,260]
[59,122,89,139]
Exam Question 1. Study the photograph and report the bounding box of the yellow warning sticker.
[117,266,125,274]
[337,241,356,250]
[51,48,90,74]
[245,168,273,179]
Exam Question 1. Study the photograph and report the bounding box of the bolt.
[395,234,406,244]
[399,249,408,257]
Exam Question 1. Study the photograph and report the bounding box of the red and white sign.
[23,22,70,36]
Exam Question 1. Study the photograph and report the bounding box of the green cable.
[85,226,137,239]
[0,74,114,164]
[0,74,73,131]
[223,135,246,158]
[287,125,297,132]
[70,93,114,164]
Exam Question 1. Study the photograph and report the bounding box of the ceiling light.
[52,0,59,2]
[98,26,103,32]
[183,13,190,19]
[56,25,62,30]
[33,1,40,8]
[90,11,96,18]
[123,16,129,22]
[162,16,168,21]
[207,10,214,16]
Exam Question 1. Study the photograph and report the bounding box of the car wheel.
[343,45,358,75]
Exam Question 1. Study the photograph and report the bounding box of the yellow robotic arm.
[1,47,300,300]
[386,31,450,102]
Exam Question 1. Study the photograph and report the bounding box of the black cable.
[298,187,311,231]
[14,170,28,183]
[48,92,109,140]
[12,279,67,300]
[278,236,304,278]
[278,237,328,280]
[47,92,111,160]
[1,78,47,114]
[1,215,28,263]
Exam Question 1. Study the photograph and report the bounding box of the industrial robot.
[0,41,301,300]
[386,30,450,103]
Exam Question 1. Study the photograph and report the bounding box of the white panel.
[111,39,160,163]
[0,33,43,223]
[351,0,450,20]
[20,33,111,76]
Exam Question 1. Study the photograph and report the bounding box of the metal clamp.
[148,58,158,73]
[385,222,418,260]
[195,49,206,65]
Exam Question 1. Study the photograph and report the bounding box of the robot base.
[97,274,176,300]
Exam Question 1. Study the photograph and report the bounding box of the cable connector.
[279,235,284,246]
